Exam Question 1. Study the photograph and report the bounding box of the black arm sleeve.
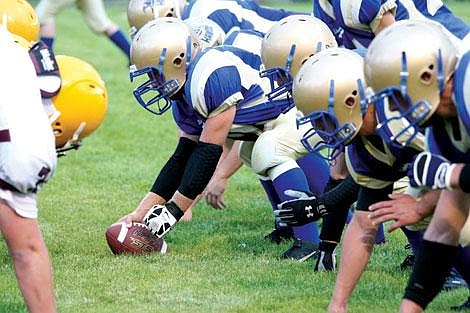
[150,137,197,201]
[320,175,360,210]
[177,141,223,200]
[459,163,470,193]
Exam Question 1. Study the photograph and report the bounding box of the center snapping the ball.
[105,222,169,255]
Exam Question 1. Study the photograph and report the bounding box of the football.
[105,222,169,255]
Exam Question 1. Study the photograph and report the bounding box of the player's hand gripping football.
[274,190,328,227]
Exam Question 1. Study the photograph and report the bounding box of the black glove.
[274,190,328,226]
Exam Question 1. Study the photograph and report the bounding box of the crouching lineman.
[363,20,470,313]
[116,17,333,257]
[274,47,427,312]
[0,20,57,313]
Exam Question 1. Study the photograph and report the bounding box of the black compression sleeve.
[320,176,355,242]
[178,141,223,200]
[459,163,470,193]
[150,137,197,201]
[404,240,458,309]
[320,175,360,210]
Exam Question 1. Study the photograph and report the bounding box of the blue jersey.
[183,0,299,35]
[346,133,424,189]
[223,29,264,54]
[172,45,292,140]
[313,0,470,49]
[426,51,470,163]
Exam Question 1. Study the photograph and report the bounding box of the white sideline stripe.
[117,223,128,243]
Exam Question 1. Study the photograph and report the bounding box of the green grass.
[0,2,468,312]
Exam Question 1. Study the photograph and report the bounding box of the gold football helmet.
[260,15,337,101]
[184,17,225,51]
[52,55,108,152]
[127,0,186,35]
[130,17,201,115]
[0,0,40,41]
[364,20,458,145]
[294,48,367,159]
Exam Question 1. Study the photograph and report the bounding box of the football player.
[313,0,470,50]
[0,11,58,313]
[35,0,131,60]
[127,0,300,38]
[363,20,470,313]
[275,47,427,313]
[117,17,333,263]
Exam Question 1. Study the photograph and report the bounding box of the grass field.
[1,1,468,313]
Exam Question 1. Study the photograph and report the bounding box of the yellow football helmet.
[364,20,458,145]
[52,55,108,152]
[260,15,337,100]
[0,0,40,42]
[127,0,186,34]
[294,48,367,159]
[130,17,201,115]
[184,17,225,51]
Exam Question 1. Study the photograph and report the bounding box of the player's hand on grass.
[205,176,228,209]
[368,193,424,232]
[274,190,328,226]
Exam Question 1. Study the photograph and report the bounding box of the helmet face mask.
[130,18,200,115]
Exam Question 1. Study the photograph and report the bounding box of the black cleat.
[400,254,415,271]
[314,249,336,272]
[264,227,294,245]
[451,297,470,311]
[400,244,415,271]
[281,239,318,262]
[443,269,468,291]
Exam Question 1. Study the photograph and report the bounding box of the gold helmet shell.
[261,15,337,77]
[364,20,458,125]
[127,0,185,31]
[130,17,201,96]
[52,55,108,149]
[0,0,40,41]
[294,48,367,154]
[184,17,225,51]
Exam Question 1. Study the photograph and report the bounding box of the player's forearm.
[415,190,441,219]
[215,140,243,180]
[450,163,470,192]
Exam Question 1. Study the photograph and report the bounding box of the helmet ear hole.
[420,70,433,85]
[345,96,356,107]
[173,57,182,67]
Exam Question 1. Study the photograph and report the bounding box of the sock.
[259,177,283,229]
[296,152,330,195]
[272,166,319,244]
[404,240,458,309]
[401,227,424,256]
[375,223,385,244]
[108,29,131,59]
[41,36,54,48]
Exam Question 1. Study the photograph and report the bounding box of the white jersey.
[0,27,57,195]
